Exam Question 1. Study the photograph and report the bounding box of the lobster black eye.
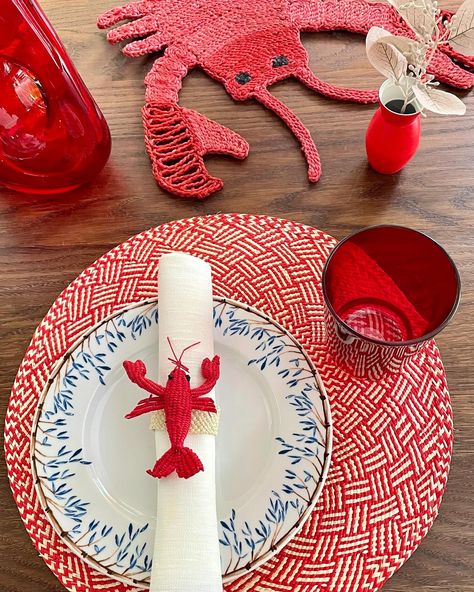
[168,374,173,380]
[272,55,289,68]
[186,375,191,381]
[235,71,251,85]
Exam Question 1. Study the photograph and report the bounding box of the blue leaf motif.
[245,537,256,551]
[70,448,83,460]
[102,525,113,537]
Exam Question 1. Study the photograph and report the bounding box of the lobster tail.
[147,446,204,479]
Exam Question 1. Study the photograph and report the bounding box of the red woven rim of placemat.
[5,214,453,592]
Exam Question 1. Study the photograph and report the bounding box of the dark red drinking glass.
[0,0,111,194]
[322,226,460,379]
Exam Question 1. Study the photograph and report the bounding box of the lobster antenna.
[252,86,320,182]
[178,341,201,363]
[167,338,201,371]
[167,337,179,362]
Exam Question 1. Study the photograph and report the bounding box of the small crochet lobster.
[123,339,220,479]
[98,0,474,199]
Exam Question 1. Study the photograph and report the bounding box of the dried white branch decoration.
[412,85,467,113]
[366,0,473,115]
[366,27,408,80]
[448,0,474,55]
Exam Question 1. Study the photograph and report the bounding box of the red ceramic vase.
[0,0,111,194]
[366,81,421,175]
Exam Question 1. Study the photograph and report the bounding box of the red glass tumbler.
[322,226,460,380]
[0,0,111,194]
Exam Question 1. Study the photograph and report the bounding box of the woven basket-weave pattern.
[5,214,452,592]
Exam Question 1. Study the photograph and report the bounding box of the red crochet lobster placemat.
[96,0,474,199]
[5,214,452,591]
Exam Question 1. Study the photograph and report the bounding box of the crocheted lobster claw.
[141,103,248,199]
[201,355,220,380]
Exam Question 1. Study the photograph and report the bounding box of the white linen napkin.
[150,252,222,592]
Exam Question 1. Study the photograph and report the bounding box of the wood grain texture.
[0,0,473,590]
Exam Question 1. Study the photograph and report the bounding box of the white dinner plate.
[31,298,332,586]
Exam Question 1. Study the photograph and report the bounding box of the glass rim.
[322,224,462,348]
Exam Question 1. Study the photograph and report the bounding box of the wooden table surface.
[1,0,473,590]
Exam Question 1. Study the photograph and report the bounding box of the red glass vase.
[366,81,421,175]
[0,0,111,194]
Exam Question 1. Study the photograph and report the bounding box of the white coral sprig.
[366,0,474,115]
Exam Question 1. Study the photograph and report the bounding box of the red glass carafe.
[0,0,111,194]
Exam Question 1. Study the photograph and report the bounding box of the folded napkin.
[150,252,222,592]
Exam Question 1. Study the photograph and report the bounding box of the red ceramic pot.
[0,0,111,194]
[366,81,421,175]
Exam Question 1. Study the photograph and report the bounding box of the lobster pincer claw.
[201,355,220,381]
[123,359,147,379]
[142,103,249,199]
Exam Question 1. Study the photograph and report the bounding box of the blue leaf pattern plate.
[31,298,332,586]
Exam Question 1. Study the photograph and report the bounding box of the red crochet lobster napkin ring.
[5,214,452,592]
[123,340,220,479]
[97,0,474,199]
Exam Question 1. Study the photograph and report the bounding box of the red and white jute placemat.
[5,214,453,591]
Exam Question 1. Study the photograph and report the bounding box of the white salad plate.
[31,297,332,586]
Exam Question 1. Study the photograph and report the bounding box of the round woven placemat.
[5,214,452,592]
